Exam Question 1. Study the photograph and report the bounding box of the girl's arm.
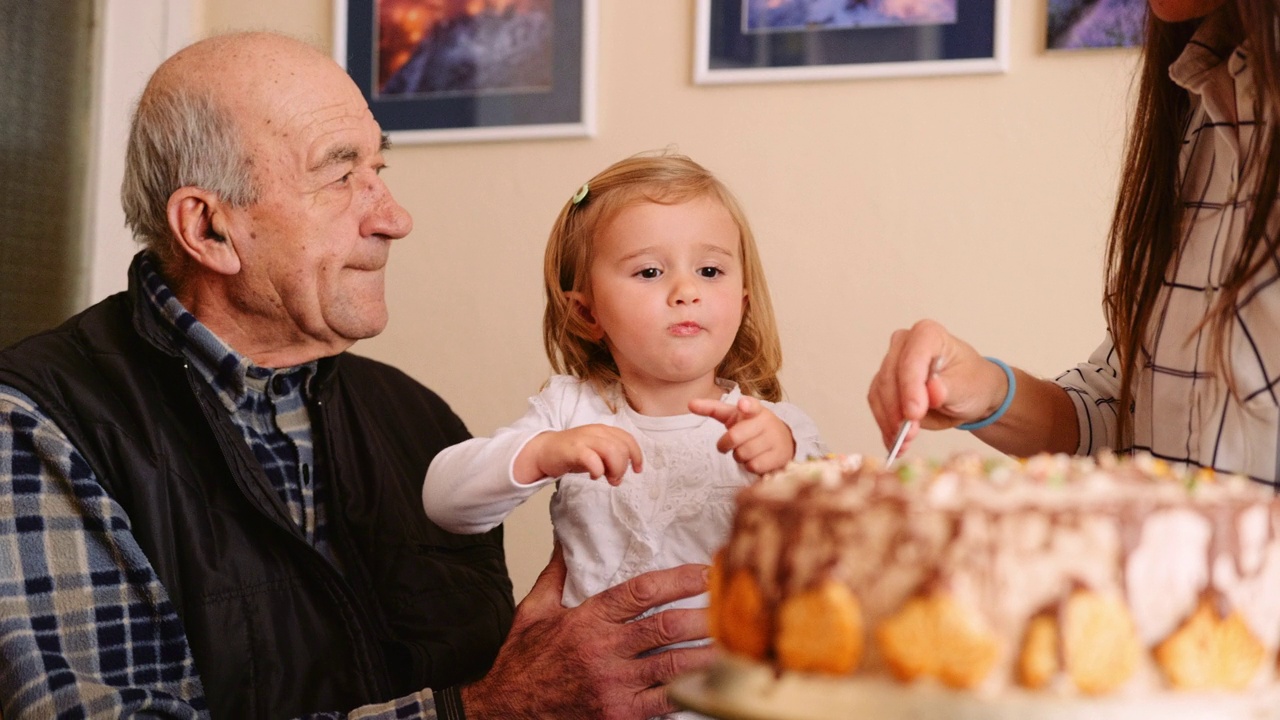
[423,428,555,534]
[513,424,643,487]
[423,377,644,533]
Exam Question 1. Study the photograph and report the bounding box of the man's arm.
[0,388,207,718]
[0,388,460,720]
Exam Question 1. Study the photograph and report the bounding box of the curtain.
[0,0,96,348]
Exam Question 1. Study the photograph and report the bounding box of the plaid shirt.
[0,256,451,718]
[1056,17,1280,485]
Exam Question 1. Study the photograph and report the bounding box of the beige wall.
[188,2,1138,599]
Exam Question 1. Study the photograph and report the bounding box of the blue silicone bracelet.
[956,357,1015,432]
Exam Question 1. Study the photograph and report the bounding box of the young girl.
[424,152,826,618]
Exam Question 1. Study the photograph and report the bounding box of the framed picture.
[1047,0,1145,51]
[695,0,1010,85]
[334,0,597,144]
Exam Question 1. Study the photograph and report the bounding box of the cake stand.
[669,657,1280,720]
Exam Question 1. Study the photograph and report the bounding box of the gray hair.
[120,85,258,273]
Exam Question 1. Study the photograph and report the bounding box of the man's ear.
[167,186,241,275]
[564,290,603,340]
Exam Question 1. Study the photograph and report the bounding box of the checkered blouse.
[1056,19,1280,485]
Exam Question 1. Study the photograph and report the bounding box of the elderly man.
[0,32,710,719]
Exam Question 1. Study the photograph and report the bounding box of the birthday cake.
[703,452,1280,717]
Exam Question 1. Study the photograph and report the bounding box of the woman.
[868,0,1280,485]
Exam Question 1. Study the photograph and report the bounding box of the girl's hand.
[689,396,796,475]
[514,425,644,485]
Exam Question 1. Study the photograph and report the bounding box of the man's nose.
[365,176,413,240]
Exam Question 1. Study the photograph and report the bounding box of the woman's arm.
[866,319,1081,458]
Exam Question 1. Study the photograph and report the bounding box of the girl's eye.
[637,268,661,279]
[698,267,723,278]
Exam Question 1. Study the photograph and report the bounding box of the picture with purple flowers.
[745,0,957,33]
[1048,0,1146,50]
[697,0,1007,84]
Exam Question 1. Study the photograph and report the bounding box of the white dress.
[424,375,828,609]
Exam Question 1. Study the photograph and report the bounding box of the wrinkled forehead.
[229,53,380,166]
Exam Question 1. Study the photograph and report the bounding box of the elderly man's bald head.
[120,32,342,278]
[151,32,335,122]
[154,31,324,79]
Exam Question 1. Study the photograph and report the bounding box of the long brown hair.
[1104,1,1280,444]
[542,152,785,403]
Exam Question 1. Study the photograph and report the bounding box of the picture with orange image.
[377,0,554,96]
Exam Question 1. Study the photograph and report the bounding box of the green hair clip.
[571,182,589,205]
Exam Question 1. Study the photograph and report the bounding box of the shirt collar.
[1169,11,1247,92]
[135,253,316,411]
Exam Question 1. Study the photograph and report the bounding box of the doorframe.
[82,0,194,305]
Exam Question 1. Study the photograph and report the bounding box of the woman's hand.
[866,319,1011,454]
[866,319,1079,458]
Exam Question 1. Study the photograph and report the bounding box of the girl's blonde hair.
[542,152,784,402]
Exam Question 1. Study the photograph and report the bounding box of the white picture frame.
[334,0,597,144]
[695,0,1010,85]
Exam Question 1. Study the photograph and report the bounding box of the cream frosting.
[719,451,1280,695]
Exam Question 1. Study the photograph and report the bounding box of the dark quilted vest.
[0,267,514,718]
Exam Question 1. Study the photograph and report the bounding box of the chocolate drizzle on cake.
[712,451,1280,694]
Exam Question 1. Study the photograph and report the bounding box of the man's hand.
[460,546,715,719]
[513,425,644,485]
[688,396,795,475]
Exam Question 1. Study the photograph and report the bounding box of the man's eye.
[637,268,661,279]
[698,267,723,278]
[335,172,353,185]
